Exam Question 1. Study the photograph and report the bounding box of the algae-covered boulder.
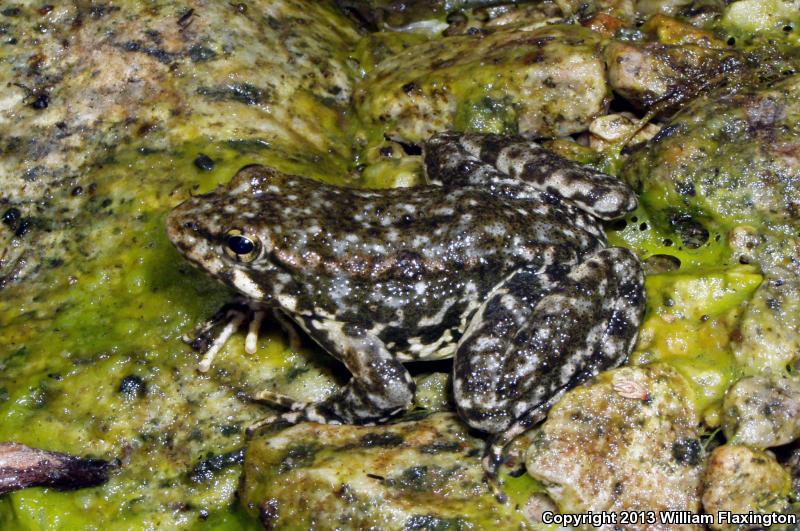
[355,25,610,142]
[622,74,800,374]
[4,0,800,528]
[525,364,704,529]
[241,413,528,529]
[604,41,746,116]
[723,374,800,448]
[630,267,761,412]
[623,74,800,235]
[702,445,792,531]
[0,0,360,286]
[0,1,360,528]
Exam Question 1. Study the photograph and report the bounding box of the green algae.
[0,141,349,529]
[631,267,762,412]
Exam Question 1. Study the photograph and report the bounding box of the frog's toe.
[252,390,306,411]
[245,411,309,436]
[245,403,348,436]
[244,310,266,354]
[271,309,302,351]
[183,301,242,350]
[197,310,248,372]
[481,418,536,477]
[184,300,283,372]
[185,299,251,341]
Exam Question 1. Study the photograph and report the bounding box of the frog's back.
[255,174,600,282]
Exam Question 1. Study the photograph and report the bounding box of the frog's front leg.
[249,319,416,431]
[454,247,645,473]
[183,298,258,372]
[183,300,299,372]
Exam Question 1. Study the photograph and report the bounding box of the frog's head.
[166,165,284,302]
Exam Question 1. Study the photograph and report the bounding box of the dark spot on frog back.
[419,441,461,454]
[476,134,523,165]
[606,311,634,338]
[390,250,425,280]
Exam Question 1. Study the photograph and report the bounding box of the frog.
[166,131,645,473]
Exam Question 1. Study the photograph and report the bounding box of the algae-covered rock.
[605,41,746,116]
[241,413,528,529]
[702,445,792,530]
[623,74,800,234]
[525,364,704,529]
[723,374,800,448]
[631,267,761,411]
[622,74,800,374]
[355,25,610,142]
[3,0,800,528]
[0,0,360,286]
[0,1,360,528]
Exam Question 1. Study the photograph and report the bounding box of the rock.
[723,374,800,448]
[356,25,609,142]
[241,413,527,529]
[526,364,704,530]
[702,445,791,530]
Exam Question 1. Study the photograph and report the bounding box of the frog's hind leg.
[453,247,645,477]
[425,131,637,220]
[423,132,606,241]
[247,319,415,433]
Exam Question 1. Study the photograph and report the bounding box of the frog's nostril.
[183,221,199,232]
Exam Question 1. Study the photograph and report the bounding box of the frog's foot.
[183,299,267,372]
[186,303,304,372]
[271,309,302,351]
[245,411,313,436]
[247,381,408,435]
[427,131,638,220]
[478,412,546,504]
[480,403,551,480]
[252,389,308,411]
[245,402,345,436]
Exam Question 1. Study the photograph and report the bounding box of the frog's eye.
[224,229,261,263]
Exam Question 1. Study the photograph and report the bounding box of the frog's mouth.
[165,200,228,278]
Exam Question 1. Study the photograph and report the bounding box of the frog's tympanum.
[167,132,645,471]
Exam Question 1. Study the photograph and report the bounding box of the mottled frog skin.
[167,132,645,470]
